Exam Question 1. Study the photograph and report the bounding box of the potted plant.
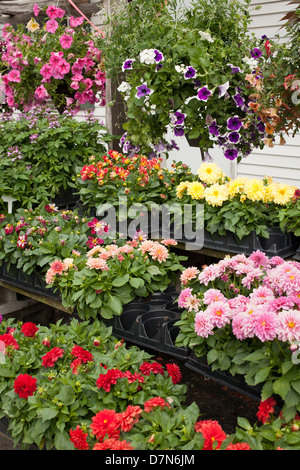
[0,106,111,210]
[175,252,300,421]
[102,0,268,161]
[0,4,106,114]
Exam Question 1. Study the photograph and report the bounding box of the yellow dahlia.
[243,178,265,202]
[204,184,229,207]
[227,177,247,198]
[197,162,225,185]
[271,182,296,205]
[176,181,190,199]
[186,181,205,200]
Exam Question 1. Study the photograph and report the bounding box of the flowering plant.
[176,162,297,239]
[0,204,93,277]
[243,23,300,145]
[111,0,269,161]
[278,190,300,237]
[45,234,186,319]
[175,251,300,420]
[74,150,194,219]
[0,106,110,210]
[0,4,106,113]
[0,316,188,449]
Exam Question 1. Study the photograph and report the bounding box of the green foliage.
[0,107,111,210]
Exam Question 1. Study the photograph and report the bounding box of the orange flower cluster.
[80,150,165,188]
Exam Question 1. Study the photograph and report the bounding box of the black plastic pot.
[203,227,298,258]
[185,352,262,401]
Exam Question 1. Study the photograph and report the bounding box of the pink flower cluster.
[178,251,300,344]
[1,5,106,111]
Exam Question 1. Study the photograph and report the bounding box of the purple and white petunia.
[228,131,240,143]
[135,82,153,99]
[197,86,211,101]
[218,81,230,98]
[122,58,135,72]
[184,66,196,79]
[227,63,242,74]
[208,120,220,136]
[227,115,243,131]
[233,92,245,108]
[224,147,238,160]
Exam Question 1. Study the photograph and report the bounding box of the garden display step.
[185,352,262,401]
[109,288,189,359]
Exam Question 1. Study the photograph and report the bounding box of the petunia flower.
[197,86,211,101]
[135,82,153,99]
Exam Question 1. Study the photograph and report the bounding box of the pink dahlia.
[253,310,280,342]
[194,311,214,338]
[207,301,231,328]
[203,288,226,305]
[277,310,300,343]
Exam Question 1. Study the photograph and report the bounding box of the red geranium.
[21,322,39,337]
[119,405,143,432]
[0,333,19,353]
[96,368,124,392]
[13,374,37,399]
[144,397,171,413]
[69,425,89,450]
[139,361,164,376]
[71,345,94,363]
[225,442,251,450]
[42,347,64,367]
[256,397,277,424]
[195,419,227,450]
[166,363,182,384]
[90,409,120,441]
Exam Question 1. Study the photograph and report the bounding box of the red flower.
[71,345,94,363]
[42,347,64,367]
[144,397,171,413]
[4,224,14,234]
[166,363,182,384]
[13,374,37,399]
[264,40,272,57]
[256,397,277,423]
[69,425,89,450]
[96,368,124,392]
[21,322,39,337]
[225,442,251,450]
[139,361,164,376]
[119,405,143,432]
[90,409,120,441]
[195,419,227,450]
[93,438,134,450]
[17,234,27,249]
[122,370,145,384]
[70,358,82,375]
[0,333,19,353]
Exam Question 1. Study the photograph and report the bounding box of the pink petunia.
[46,5,65,19]
[59,34,73,49]
[6,69,21,83]
[34,84,49,100]
[56,59,70,76]
[70,16,84,27]
[33,3,40,16]
[40,63,52,79]
[46,19,59,33]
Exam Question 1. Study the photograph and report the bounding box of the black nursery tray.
[185,352,262,401]
[201,227,298,258]
[0,263,60,301]
[110,287,189,359]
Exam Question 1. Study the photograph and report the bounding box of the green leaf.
[273,376,291,399]
[107,295,123,315]
[37,407,59,422]
[111,274,130,287]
